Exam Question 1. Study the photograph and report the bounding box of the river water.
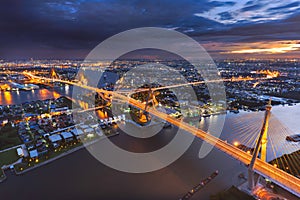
[0,88,299,200]
[0,85,72,105]
[0,125,249,200]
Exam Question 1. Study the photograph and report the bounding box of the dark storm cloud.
[0,0,228,58]
[194,17,300,44]
[0,0,300,59]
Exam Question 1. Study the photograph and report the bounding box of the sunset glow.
[225,40,300,54]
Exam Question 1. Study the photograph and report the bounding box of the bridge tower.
[50,67,58,79]
[143,87,159,111]
[140,87,152,122]
[248,99,272,190]
[139,87,159,123]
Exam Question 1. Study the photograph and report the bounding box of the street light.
[233,141,239,147]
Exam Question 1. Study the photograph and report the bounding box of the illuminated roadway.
[23,72,300,197]
[115,76,270,94]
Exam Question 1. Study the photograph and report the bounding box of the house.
[49,134,63,143]
[79,124,89,129]
[61,131,74,142]
[71,128,84,139]
[17,148,24,157]
[48,134,63,148]
[29,149,38,158]
[83,128,94,134]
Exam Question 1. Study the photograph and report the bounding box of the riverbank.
[0,147,21,182]
[0,132,119,181]
[0,169,6,183]
[0,124,251,200]
[14,132,119,176]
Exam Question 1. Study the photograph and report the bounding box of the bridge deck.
[25,72,300,197]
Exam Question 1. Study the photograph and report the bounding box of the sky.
[1,0,300,59]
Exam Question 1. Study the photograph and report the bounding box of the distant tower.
[248,99,272,190]
[77,71,88,85]
[50,67,58,79]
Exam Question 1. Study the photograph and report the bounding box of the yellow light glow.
[3,91,13,105]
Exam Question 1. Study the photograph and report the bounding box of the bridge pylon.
[248,99,272,191]
[50,67,58,79]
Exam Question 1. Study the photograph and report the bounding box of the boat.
[286,134,300,142]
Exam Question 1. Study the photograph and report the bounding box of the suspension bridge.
[23,70,300,197]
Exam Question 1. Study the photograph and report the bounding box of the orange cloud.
[223,40,300,54]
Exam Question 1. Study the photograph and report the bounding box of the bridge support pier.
[248,99,272,191]
[247,169,260,190]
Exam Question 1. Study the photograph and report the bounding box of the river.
[0,124,249,200]
[0,85,72,105]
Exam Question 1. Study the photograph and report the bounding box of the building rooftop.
[71,128,84,136]
[29,149,38,158]
[49,134,62,143]
[61,131,73,139]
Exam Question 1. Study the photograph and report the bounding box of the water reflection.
[39,89,51,99]
[0,86,72,105]
[0,91,13,105]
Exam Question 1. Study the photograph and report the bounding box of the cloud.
[0,0,217,56]
[218,12,234,21]
[219,40,300,54]
[268,2,300,11]
[194,0,300,24]
[210,1,236,7]
[0,0,300,59]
